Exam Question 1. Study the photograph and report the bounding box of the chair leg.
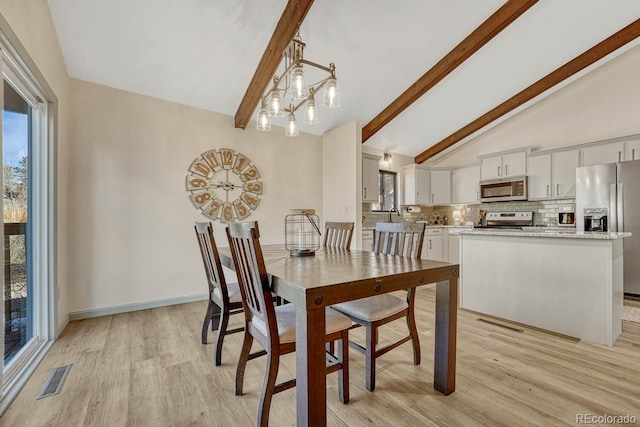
[337,331,349,404]
[235,332,253,396]
[257,350,279,427]
[213,306,230,366]
[201,300,215,344]
[365,325,377,392]
[210,303,222,331]
[406,292,421,366]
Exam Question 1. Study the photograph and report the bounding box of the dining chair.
[332,221,426,391]
[194,222,244,366]
[226,221,351,427]
[323,221,355,249]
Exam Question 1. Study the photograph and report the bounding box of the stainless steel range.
[476,211,534,229]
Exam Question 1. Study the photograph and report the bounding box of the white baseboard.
[56,314,69,338]
[68,294,208,321]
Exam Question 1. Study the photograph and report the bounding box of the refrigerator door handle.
[617,182,624,232]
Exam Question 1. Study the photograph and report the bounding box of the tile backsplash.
[363,199,575,227]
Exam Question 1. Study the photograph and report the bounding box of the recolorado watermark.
[576,413,637,424]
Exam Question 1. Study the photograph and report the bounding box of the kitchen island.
[459,229,631,346]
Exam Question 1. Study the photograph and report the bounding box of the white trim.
[68,294,209,321]
[0,340,52,416]
[56,314,69,338]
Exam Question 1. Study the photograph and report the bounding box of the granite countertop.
[459,229,632,240]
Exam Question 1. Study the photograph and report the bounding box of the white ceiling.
[47,0,640,159]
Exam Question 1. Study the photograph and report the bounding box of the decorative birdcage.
[285,209,321,256]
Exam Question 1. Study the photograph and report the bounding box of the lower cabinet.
[362,229,374,252]
[422,228,447,262]
[448,233,460,265]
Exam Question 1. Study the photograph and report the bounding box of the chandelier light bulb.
[256,105,271,131]
[322,77,341,109]
[267,89,284,117]
[303,98,319,125]
[285,112,299,137]
[290,65,309,101]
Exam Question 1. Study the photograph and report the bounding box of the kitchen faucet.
[389,206,401,222]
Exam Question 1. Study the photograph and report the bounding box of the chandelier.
[256,33,341,137]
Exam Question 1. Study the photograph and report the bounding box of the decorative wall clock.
[186,148,262,222]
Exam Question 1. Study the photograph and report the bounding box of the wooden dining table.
[218,244,458,427]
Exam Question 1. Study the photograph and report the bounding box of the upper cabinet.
[479,149,527,181]
[581,141,624,166]
[527,154,551,199]
[553,149,580,198]
[362,153,380,203]
[403,164,430,205]
[430,169,451,205]
[452,164,480,204]
[625,139,640,161]
[528,149,579,200]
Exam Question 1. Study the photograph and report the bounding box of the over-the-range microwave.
[479,176,528,202]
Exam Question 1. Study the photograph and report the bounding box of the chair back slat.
[323,221,354,249]
[226,221,277,338]
[373,222,425,259]
[194,222,229,301]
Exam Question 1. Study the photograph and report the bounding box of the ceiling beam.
[362,0,538,143]
[234,0,314,130]
[415,18,640,164]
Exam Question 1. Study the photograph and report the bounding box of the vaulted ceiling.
[47,0,640,162]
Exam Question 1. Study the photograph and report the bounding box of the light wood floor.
[2,287,640,426]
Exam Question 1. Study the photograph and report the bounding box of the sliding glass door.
[3,79,32,365]
[0,38,54,399]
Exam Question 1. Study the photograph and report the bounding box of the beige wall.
[0,1,71,331]
[322,121,362,247]
[68,79,323,313]
[431,43,640,167]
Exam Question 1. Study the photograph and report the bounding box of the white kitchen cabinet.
[361,229,374,252]
[527,154,552,199]
[625,139,640,161]
[403,164,430,205]
[430,169,451,205]
[362,154,380,203]
[451,164,480,204]
[422,228,446,262]
[479,150,527,181]
[528,149,579,200]
[552,149,580,198]
[581,141,624,166]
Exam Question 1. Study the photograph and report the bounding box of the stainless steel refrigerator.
[576,160,640,296]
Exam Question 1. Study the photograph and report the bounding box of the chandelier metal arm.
[299,59,334,74]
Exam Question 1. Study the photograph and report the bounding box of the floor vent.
[37,364,72,400]
[477,318,524,333]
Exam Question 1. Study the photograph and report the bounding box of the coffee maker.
[584,208,608,232]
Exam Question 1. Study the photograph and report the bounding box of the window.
[1,27,56,412]
[371,171,397,212]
